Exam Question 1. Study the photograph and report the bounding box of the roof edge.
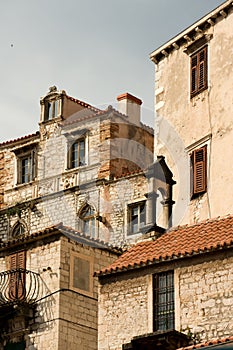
[150,0,233,63]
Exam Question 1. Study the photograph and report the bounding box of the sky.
[0,0,224,143]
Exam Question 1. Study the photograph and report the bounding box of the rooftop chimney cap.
[117,93,142,106]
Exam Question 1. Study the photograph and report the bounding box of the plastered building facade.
[150,0,233,226]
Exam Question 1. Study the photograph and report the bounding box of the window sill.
[14,181,35,189]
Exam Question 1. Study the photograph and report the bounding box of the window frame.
[15,148,37,185]
[44,98,60,121]
[153,270,174,332]
[69,252,94,297]
[190,45,208,98]
[190,145,207,198]
[128,201,146,235]
[69,138,86,169]
[79,205,96,238]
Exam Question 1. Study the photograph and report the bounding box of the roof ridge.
[169,214,233,232]
[66,94,101,113]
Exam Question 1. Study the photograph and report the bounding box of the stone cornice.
[150,0,233,63]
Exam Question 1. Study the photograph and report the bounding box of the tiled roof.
[0,131,40,148]
[0,223,121,254]
[177,335,233,349]
[97,215,233,276]
[66,94,101,113]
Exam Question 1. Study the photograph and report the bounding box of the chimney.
[117,93,142,126]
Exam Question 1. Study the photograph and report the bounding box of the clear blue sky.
[0,0,224,142]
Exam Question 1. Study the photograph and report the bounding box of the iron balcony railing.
[0,268,42,307]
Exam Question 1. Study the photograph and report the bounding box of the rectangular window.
[191,145,207,197]
[153,271,174,331]
[190,46,208,98]
[45,99,59,121]
[17,150,36,184]
[68,139,86,169]
[70,253,93,296]
[128,202,146,235]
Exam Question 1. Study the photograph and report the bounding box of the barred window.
[153,271,174,331]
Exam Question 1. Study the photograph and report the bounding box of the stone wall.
[58,236,118,350]
[0,170,149,245]
[0,233,118,350]
[98,254,233,349]
[98,274,150,350]
[0,107,153,246]
[178,256,233,341]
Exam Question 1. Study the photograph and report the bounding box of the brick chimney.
[117,93,142,126]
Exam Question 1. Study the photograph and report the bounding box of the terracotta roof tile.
[177,335,233,349]
[0,131,40,148]
[97,215,233,276]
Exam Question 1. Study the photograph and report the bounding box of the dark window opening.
[17,150,36,185]
[70,139,85,168]
[45,99,59,121]
[153,271,174,331]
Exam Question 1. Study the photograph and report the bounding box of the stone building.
[0,87,171,349]
[97,1,233,350]
[97,215,233,350]
[0,225,119,349]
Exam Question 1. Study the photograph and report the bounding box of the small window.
[12,222,26,237]
[45,99,59,121]
[191,145,207,197]
[17,150,36,185]
[70,139,86,168]
[153,271,174,331]
[70,253,93,296]
[79,205,96,238]
[190,46,208,98]
[128,202,146,235]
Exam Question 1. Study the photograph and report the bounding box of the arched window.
[12,222,26,238]
[79,205,96,238]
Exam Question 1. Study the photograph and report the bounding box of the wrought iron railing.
[0,269,42,306]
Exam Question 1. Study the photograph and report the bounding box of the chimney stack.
[117,93,142,126]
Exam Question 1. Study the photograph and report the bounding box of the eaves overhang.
[150,0,233,63]
[96,241,233,278]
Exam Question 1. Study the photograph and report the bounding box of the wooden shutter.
[191,55,198,95]
[199,46,208,90]
[191,145,207,195]
[191,46,208,97]
[9,251,26,300]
